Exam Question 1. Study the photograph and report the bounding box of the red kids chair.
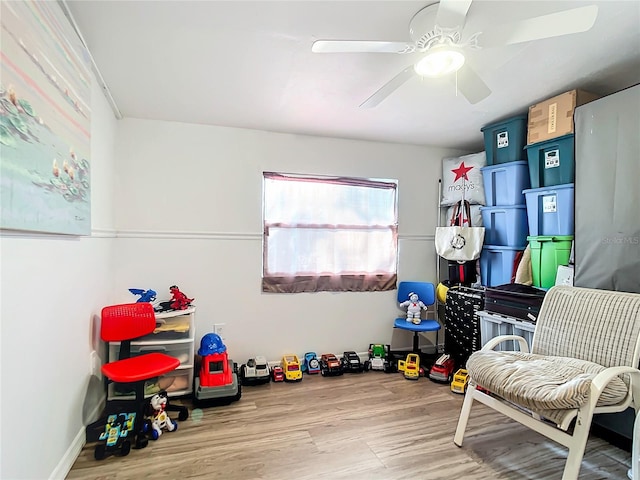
[97,303,182,452]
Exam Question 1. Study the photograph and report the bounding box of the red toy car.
[319,353,343,376]
[271,365,285,382]
[428,354,456,383]
[193,333,242,406]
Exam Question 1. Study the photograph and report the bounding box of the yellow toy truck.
[397,353,420,380]
[450,368,469,394]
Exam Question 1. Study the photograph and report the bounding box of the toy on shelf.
[128,288,157,303]
[94,412,136,460]
[319,353,343,376]
[302,352,321,374]
[193,333,242,406]
[364,344,396,373]
[239,356,271,385]
[271,365,285,382]
[281,354,303,381]
[341,351,365,373]
[429,353,456,383]
[145,391,178,440]
[155,285,194,312]
[399,291,428,324]
[450,369,469,394]
[398,353,420,380]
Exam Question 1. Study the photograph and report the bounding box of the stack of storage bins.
[522,90,594,288]
[479,115,530,286]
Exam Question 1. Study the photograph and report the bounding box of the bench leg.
[454,385,475,447]
[562,416,591,480]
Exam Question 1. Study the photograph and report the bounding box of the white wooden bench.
[454,285,640,480]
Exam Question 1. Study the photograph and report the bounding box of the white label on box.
[555,265,574,286]
[497,131,508,148]
[543,194,557,213]
[548,102,557,133]
[544,149,560,168]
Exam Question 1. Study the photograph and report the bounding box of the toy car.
[239,356,271,385]
[364,343,396,373]
[397,353,420,380]
[271,365,285,382]
[319,353,343,376]
[451,368,469,394]
[94,412,135,460]
[282,354,303,381]
[341,351,365,373]
[193,333,242,406]
[303,352,321,374]
[428,353,456,383]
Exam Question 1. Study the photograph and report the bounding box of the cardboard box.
[527,89,600,145]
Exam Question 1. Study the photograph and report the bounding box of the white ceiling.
[65,0,640,151]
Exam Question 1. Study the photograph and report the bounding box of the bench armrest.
[481,335,530,353]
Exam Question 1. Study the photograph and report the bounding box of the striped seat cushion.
[467,351,629,411]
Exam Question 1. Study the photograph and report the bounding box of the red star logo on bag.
[451,161,473,182]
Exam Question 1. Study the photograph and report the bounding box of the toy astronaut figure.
[400,292,427,325]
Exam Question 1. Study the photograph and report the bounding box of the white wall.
[113,119,463,362]
[0,76,118,479]
[0,62,462,480]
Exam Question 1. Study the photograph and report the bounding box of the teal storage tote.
[525,134,574,188]
[480,245,524,287]
[480,205,529,247]
[528,235,573,289]
[481,161,531,206]
[481,114,528,165]
[523,183,574,236]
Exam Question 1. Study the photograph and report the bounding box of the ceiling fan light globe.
[414,48,465,77]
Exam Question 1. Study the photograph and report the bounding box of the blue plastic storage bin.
[525,134,575,188]
[480,245,524,287]
[523,183,574,236]
[481,114,528,165]
[481,161,531,206]
[480,205,529,247]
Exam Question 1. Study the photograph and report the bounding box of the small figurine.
[156,285,194,312]
[400,291,427,324]
[128,288,157,303]
[145,391,177,440]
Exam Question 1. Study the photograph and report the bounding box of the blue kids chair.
[393,281,440,354]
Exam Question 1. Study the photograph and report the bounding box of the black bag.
[448,259,477,286]
[484,283,546,323]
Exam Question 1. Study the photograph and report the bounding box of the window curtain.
[262,172,398,293]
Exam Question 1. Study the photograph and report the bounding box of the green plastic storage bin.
[528,235,573,288]
[481,114,528,165]
[525,134,575,188]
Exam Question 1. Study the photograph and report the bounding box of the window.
[262,172,398,293]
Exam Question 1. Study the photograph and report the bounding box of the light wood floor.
[67,372,631,480]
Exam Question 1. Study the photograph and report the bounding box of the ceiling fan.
[312,0,598,107]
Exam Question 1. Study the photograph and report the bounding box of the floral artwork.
[1,1,91,235]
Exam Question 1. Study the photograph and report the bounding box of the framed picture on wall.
[0,0,92,235]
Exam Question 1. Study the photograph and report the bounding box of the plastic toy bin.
[109,342,192,367]
[525,134,575,188]
[523,183,574,236]
[480,245,524,287]
[481,161,531,206]
[478,311,535,351]
[480,205,529,247]
[481,114,528,165]
[528,235,574,288]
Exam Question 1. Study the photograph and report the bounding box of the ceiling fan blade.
[312,40,413,54]
[453,64,491,104]
[480,5,598,48]
[435,0,473,30]
[360,66,415,108]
